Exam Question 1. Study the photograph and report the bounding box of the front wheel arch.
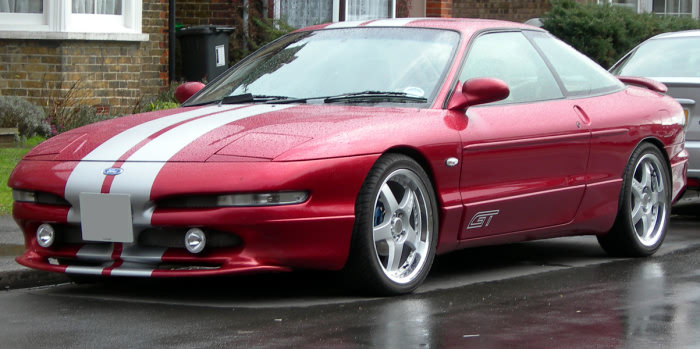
[343,153,440,295]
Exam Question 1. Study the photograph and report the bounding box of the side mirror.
[174,82,206,104]
[447,78,510,111]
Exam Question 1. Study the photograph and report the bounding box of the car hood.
[25,103,431,162]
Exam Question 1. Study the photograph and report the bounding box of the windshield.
[611,37,700,78]
[184,28,461,106]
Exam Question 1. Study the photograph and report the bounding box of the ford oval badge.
[103,168,124,176]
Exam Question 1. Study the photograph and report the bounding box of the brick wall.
[0,0,169,114]
[452,0,551,22]
[426,0,454,17]
[176,0,235,26]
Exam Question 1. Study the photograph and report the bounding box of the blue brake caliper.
[374,202,385,227]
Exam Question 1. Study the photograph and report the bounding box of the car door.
[455,31,591,239]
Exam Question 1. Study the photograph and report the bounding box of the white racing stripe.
[110,104,292,225]
[64,105,239,222]
[365,18,416,27]
[325,20,367,28]
[63,104,292,275]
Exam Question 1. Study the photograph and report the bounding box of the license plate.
[80,193,134,243]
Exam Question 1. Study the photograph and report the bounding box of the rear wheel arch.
[617,138,671,209]
[600,141,671,257]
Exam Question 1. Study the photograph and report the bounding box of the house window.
[73,0,123,15]
[652,0,695,16]
[278,0,334,28]
[346,0,396,21]
[0,0,43,13]
[598,0,639,11]
[600,0,699,18]
[0,0,142,33]
[274,0,396,28]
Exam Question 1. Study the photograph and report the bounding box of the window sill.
[0,31,149,42]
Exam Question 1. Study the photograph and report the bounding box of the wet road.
[1,212,700,348]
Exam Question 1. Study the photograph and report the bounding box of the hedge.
[542,0,700,68]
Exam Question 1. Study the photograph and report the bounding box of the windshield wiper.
[266,91,428,104]
[219,93,291,105]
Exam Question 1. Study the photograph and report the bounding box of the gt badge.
[467,210,499,229]
[103,168,124,176]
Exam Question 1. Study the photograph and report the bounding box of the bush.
[144,100,180,112]
[132,82,181,114]
[542,0,700,68]
[53,105,115,133]
[230,18,295,65]
[0,95,51,140]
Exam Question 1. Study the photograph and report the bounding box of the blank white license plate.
[80,193,134,243]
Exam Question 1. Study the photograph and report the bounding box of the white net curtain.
[0,0,43,13]
[347,0,391,21]
[280,0,333,28]
[278,0,392,28]
[72,0,122,15]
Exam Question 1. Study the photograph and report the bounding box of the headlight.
[12,189,36,203]
[11,189,70,205]
[158,191,309,208]
[216,192,309,206]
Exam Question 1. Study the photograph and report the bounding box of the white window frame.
[0,0,142,33]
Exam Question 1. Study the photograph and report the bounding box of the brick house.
[2,0,696,116]
[0,1,169,114]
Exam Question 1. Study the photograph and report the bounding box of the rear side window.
[459,31,563,105]
[528,31,624,96]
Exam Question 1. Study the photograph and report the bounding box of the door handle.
[574,105,591,126]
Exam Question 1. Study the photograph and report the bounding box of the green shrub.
[0,95,51,140]
[542,0,700,68]
[53,105,115,133]
[144,100,180,112]
[230,18,295,65]
[132,82,181,114]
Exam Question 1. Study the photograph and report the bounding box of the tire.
[598,143,671,257]
[343,153,439,296]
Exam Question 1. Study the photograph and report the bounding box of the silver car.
[610,30,700,187]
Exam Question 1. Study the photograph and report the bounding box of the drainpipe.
[169,0,176,84]
[242,0,249,51]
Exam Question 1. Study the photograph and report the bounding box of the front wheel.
[344,154,438,295]
[598,143,671,257]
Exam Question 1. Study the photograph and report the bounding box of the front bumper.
[12,155,379,277]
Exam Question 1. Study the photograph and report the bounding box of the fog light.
[185,228,206,254]
[36,224,55,248]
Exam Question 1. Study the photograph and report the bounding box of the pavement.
[0,191,698,291]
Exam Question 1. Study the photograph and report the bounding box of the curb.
[0,267,70,290]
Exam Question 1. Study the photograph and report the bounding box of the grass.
[0,136,45,215]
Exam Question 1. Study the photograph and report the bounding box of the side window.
[459,32,563,105]
[527,31,624,96]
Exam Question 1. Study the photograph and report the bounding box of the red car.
[9,19,687,295]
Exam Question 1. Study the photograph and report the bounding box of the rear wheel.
[344,154,438,295]
[598,143,671,257]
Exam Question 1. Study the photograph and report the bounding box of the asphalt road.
[0,204,699,348]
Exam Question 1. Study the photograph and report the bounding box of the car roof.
[651,29,700,40]
[296,18,539,35]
